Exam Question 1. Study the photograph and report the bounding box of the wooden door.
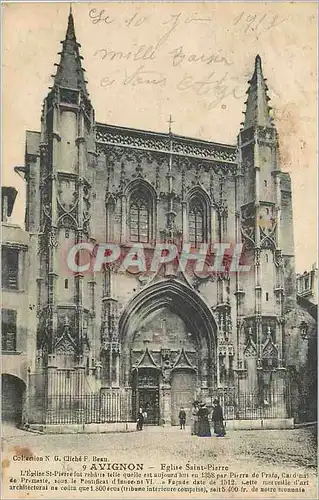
[171,370,196,426]
[138,389,159,425]
[132,368,160,425]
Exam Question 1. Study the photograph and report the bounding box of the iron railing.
[27,371,292,425]
[41,392,133,425]
[28,390,291,425]
[85,391,133,424]
[27,369,133,425]
[28,391,134,425]
[215,386,292,420]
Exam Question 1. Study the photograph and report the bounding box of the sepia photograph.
[1,1,318,499]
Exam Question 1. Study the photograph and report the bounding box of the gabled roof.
[262,329,278,359]
[244,329,257,357]
[135,347,159,370]
[173,348,194,370]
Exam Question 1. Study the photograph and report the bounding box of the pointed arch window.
[188,196,206,247]
[129,193,150,243]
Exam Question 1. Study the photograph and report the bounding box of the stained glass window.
[129,195,150,243]
[189,197,205,246]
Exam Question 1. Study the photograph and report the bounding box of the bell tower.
[235,55,289,400]
[37,7,96,373]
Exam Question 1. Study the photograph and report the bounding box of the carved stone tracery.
[244,328,257,357]
[241,202,255,248]
[96,127,237,174]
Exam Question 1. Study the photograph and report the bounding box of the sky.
[2,2,317,273]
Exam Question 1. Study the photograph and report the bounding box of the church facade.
[4,10,307,428]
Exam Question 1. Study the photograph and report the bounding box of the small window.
[64,279,69,289]
[65,229,69,238]
[299,321,308,340]
[2,247,19,289]
[265,254,269,263]
[264,180,268,187]
[266,292,269,301]
[266,208,269,215]
[2,309,17,352]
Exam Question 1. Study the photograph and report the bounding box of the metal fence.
[85,391,133,424]
[27,371,291,425]
[43,391,133,425]
[216,388,291,420]
[28,390,291,425]
[28,391,133,425]
[27,370,133,425]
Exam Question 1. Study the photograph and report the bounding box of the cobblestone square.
[2,425,317,498]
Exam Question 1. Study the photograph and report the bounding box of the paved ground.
[2,423,317,469]
[2,424,318,499]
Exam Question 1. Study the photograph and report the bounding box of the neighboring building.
[297,265,318,310]
[1,10,316,429]
[286,266,318,423]
[1,187,36,424]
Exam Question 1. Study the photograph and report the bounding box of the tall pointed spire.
[243,55,272,129]
[53,7,88,96]
[66,4,75,40]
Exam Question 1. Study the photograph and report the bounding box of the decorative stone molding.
[240,202,255,248]
[48,227,59,248]
[96,125,237,169]
[244,327,257,357]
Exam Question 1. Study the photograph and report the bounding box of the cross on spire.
[167,115,174,134]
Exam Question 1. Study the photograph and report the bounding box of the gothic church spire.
[52,6,88,96]
[243,55,272,129]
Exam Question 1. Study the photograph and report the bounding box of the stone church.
[3,9,313,429]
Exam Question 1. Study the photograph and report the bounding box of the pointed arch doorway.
[119,279,218,425]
